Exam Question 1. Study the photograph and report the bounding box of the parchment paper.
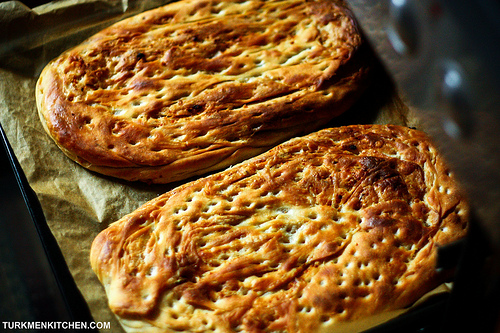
[0,1,443,332]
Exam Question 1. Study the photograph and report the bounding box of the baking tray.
[0,123,96,331]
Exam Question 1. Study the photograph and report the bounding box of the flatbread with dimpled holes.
[36,0,369,183]
[91,124,468,332]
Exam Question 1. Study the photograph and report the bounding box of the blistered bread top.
[90,124,468,333]
[36,0,368,183]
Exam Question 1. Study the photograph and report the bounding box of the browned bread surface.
[35,0,368,184]
[90,124,468,333]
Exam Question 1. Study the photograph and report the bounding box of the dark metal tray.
[0,124,96,332]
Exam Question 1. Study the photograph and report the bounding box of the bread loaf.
[36,0,368,183]
[90,124,468,332]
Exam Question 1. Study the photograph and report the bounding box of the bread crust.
[35,0,369,184]
[90,124,468,333]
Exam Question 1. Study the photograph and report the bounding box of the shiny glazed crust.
[90,124,468,333]
[35,0,368,184]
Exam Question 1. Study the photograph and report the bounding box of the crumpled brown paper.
[0,1,443,332]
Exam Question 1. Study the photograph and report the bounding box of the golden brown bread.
[35,0,368,184]
[90,124,468,333]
